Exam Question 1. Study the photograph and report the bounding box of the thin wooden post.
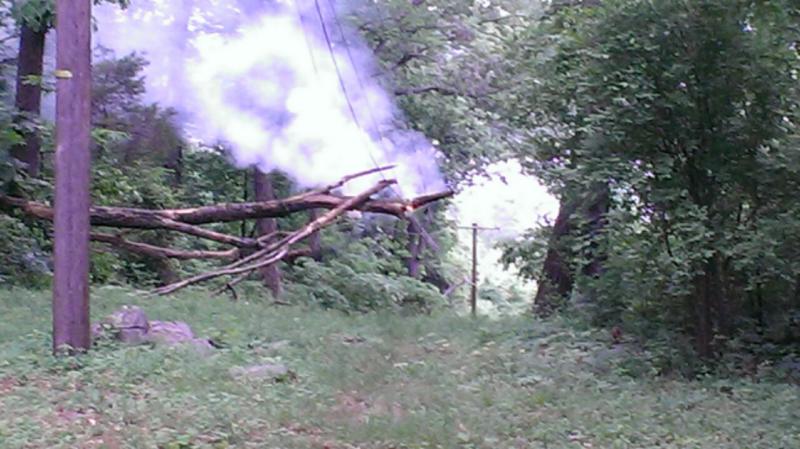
[470,222,478,317]
[53,0,93,354]
[457,224,499,317]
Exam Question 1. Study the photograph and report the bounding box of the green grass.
[0,287,798,448]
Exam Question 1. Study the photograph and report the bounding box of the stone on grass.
[93,306,214,354]
[146,320,194,345]
[146,320,214,355]
[94,305,150,344]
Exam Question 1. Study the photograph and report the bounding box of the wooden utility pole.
[470,223,478,316]
[52,0,93,354]
[458,223,499,317]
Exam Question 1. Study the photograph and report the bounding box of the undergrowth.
[0,287,798,448]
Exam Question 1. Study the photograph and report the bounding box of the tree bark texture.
[692,263,715,359]
[53,0,93,354]
[406,219,422,278]
[12,24,46,177]
[307,209,322,261]
[579,185,610,278]
[533,198,578,316]
[0,190,451,231]
[253,169,282,298]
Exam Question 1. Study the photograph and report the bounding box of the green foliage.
[11,0,130,31]
[0,215,50,287]
[11,0,54,31]
[500,224,552,282]
[508,0,800,348]
[349,0,542,183]
[285,256,446,313]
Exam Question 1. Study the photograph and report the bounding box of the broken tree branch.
[91,233,239,260]
[151,180,396,296]
[0,186,452,229]
[0,168,454,296]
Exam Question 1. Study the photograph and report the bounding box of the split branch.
[151,180,396,295]
[0,168,454,296]
[0,186,452,229]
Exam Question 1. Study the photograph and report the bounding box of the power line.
[313,0,447,250]
[299,0,442,253]
[293,0,321,77]
[323,0,386,143]
[310,0,388,181]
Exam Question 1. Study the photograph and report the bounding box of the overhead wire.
[296,0,441,250]
[292,0,321,77]
[309,0,390,185]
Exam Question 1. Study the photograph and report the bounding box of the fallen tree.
[0,166,454,295]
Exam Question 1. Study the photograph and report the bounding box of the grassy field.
[0,287,798,448]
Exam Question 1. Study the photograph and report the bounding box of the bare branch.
[152,180,396,295]
[91,233,239,260]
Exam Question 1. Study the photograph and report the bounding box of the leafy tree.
[349,0,544,184]
[7,0,130,178]
[512,0,800,356]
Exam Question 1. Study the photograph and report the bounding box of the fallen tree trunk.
[1,167,453,296]
[152,180,397,295]
[0,190,451,230]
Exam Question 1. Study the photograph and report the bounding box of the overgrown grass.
[0,287,798,448]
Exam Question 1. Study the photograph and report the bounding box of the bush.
[0,214,51,288]
[284,258,446,313]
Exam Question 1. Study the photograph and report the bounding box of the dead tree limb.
[0,168,454,296]
[0,187,451,229]
[151,180,396,295]
[91,233,239,260]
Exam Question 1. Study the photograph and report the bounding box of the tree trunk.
[253,169,282,298]
[692,265,715,358]
[714,254,734,337]
[406,219,422,278]
[307,209,322,261]
[0,189,452,228]
[580,185,609,278]
[53,0,92,355]
[533,198,577,316]
[12,24,46,177]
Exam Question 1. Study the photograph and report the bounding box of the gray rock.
[145,320,194,345]
[108,305,149,330]
[99,306,150,344]
[93,307,214,354]
[146,321,214,355]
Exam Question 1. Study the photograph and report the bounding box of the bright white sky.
[451,159,558,239]
[448,159,558,312]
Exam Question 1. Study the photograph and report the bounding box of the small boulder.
[146,321,214,355]
[252,339,291,356]
[93,307,213,354]
[96,305,150,344]
[146,320,195,345]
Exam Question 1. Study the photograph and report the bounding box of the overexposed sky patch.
[451,160,558,240]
